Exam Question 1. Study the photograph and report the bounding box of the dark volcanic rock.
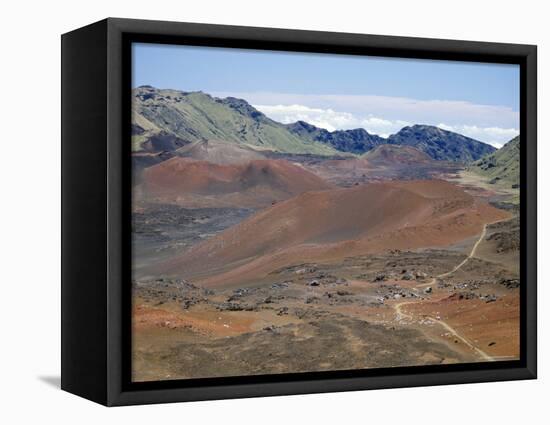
[132,123,145,135]
[142,131,191,153]
[499,278,520,289]
[219,97,268,120]
[387,125,495,162]
[286,121,494,161]
[286,121,385,154]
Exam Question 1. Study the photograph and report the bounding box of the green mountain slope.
[387,125,496,162]
[132,86,338,155]
[133,86,498,162]
[469,136,520,188]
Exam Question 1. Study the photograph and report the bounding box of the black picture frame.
[61,17,537,406]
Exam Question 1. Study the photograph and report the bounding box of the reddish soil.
[402,292,520,358]
[139,157,333,208]
[151,179,510,287]
[133,301,257,337]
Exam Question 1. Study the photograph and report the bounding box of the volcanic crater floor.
[132,225,520,381]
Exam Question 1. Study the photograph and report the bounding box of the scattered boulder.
[226,294,241,302]
[231,287,254,298]
[271,281,290,290]
[482,294,498,303]
[499,278,520,289]
[423,287,432,294]
[277,307,289,316]
[437,279,451,289]
[181,297,202,309]
[288,264,319,275]
[374,273,386,282]
[456,292,476,300]
[216,302,245,311]
[308,279,320,286]
[216,302,257,312]
[455,281,483,290]
[415,271,427,279]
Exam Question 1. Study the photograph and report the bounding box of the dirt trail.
[393,219,508,362]
[394,302,491,360]
[415,220,493,289]
[437,220,489,279]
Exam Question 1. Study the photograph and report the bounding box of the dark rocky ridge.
[287,121,496,162]
[387,125,496,162]
[286,121,386,155]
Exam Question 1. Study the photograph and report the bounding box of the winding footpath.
[393,219,507,362]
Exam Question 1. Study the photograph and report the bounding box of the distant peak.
[291,120,320,131]
[334,128,370,136]
[402,124,436,131]
[223,96,246,102]
[393,124,456,137]
[219,96,265,119]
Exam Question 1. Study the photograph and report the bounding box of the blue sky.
[132,43,520,147]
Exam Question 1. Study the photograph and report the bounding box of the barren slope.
[152,180,509,286]
[362,144,432,165]
[305,144,458,187]
[175,139,266,164]
[139,157,333,208]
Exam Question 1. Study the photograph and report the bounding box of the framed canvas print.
[61,18,537,406]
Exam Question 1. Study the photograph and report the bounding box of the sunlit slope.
[132,86,339,155]
[469,136,520,188]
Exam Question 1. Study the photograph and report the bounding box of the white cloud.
[215,91,519,131]
[254,104,411,137]
[254,103,518,146]
[358,117,411,138]
[213,91,520,147]
[253,104,352,132]
[437,124,519,148]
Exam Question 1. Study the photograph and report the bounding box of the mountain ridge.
[469,136,520,188]
[132,86,338,155]
[386,124,496,162]
[285,120,386,154]
[286,120,497,162]
[133,86,499,162]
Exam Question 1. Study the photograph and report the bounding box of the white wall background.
[1,0,546,422]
